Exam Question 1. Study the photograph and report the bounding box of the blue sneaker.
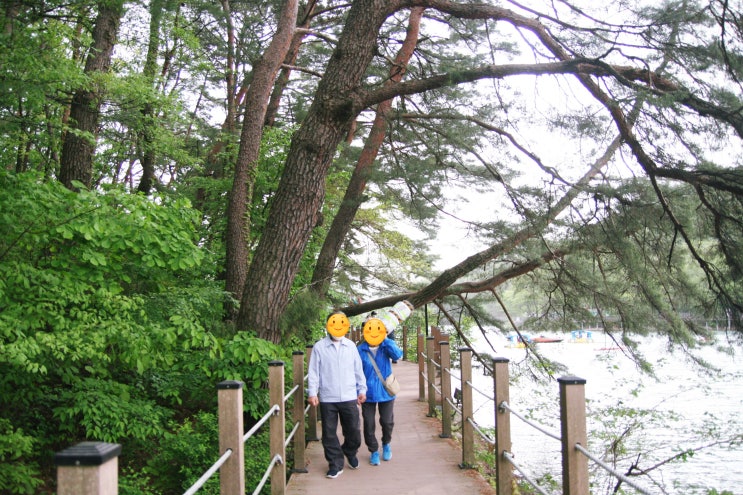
[382,443,391,461]
[370,451,380,466]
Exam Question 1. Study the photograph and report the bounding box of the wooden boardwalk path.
[285,360,496,495]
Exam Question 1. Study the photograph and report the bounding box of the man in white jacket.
[308,312,367,479]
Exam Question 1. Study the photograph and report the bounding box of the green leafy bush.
[0,419,42,495]
[0,171,227,489]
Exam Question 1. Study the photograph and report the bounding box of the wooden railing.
[55,351,310,495]
[54,327,653,495]
[419,332,653,495]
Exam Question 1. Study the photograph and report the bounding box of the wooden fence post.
[426,336,436,416]
[217,380,245,495]
[459,347,475,468]
[306,344,318,441]
[431,326,443,364]
[269,361,286,495]
[418,332,425,402]
[55,441,121,495]
[559,375,588,495]
[439,338,452,438]
[292,351,308,473]
[401,325,408,361]
[493,357,512,495]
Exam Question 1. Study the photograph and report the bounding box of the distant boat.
[569,329,594,343]
[531,336,563,343]
[505,334,530,348]
[505,334,563,347]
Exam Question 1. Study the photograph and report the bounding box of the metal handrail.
[574,443,653,495]
[250,454,283,495]
[285,421,300,448]
[284,384,299,403]
[243,404,280,443]
[466,416,494,446]
[503,451,553,495]
[500,400,561,441]
[182,448,232,495]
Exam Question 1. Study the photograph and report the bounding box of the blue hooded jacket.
[358,338,404,402]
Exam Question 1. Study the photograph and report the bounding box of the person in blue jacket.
[358,316,404,466]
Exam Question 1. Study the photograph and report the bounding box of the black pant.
[362,400,395,452]
[319,400,361,470]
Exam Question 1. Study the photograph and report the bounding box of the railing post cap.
[54,441,122,466]
[305,344,314,349]
[492,356,510,363]
[557,375,587,385]
[217,380,244,389]
[268,360,284,366]
[438,340,449,346]
[292,350,304,355]
[458,347,473,352]
[426,335,435,340]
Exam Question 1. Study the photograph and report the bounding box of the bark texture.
[310,7,424,297]
[59,1,122,190]
[225,0,298,315]
[238,0,389,342]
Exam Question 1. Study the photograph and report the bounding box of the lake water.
[462,331,743,495]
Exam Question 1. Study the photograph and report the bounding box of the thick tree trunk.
[311,7,424,297]
[3,0,20,35]
[237,0,390,342]
[59,1,122,190]
[136,0,168,195]
[225,0,298,317]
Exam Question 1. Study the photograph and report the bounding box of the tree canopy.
[1,0,743,492]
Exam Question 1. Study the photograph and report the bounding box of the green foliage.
[0,171,298,492]
[243,429,273,495]
[0,419,42,495]
[0,171,232,489]
[280,289,328,346]
[53,378,172,443]
[136,390,278,495]
[0,171,209,381]
[0,8,87,174]
[249,126,294,244]
[207,332,285,418]
[142,412,220,495]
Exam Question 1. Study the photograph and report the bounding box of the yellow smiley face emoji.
[326,312,350,338]
[363,317,387,346]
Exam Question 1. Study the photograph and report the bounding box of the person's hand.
[357,393,366,405]
[308,396,319,407]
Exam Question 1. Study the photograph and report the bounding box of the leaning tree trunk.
[236,0,390,343]
[310,7,424,297]
[59,0,123,190]
[224,0,298,317]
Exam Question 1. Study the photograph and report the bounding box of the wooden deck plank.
[285,360,496,495]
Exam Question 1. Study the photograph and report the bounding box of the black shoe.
[348,456,359,469]
[326,468,343,479]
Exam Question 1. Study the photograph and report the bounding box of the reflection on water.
[466,332,743,495]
